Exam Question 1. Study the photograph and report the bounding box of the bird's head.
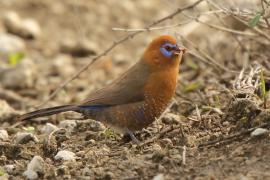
[143,35,186,71]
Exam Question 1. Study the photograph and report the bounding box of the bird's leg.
[125,129,140,145]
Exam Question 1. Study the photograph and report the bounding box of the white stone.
[27,156,44,172]
[0,58,37,89]
[13,132,39,144]
[54,150,76,161]
[3,11,21,34]
[41,123,58,135]
[3,164,15,173]
[0,130,9,141]
[153,174,164,180]
[0,33,25,54]
[20,19,41,38]
[23,156,44,180]
[251,128,269,137]
[4,11,41,39]
[23,170,38,180]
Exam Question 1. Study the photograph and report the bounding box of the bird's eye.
[165,45,173,51]
[160,43,177,58]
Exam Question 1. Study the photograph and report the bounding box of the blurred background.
[0,0,267,108]
[0,0,270,179]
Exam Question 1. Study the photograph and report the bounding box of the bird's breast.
[143,68,178,119]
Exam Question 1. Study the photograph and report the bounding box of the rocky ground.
[0,0,270,179]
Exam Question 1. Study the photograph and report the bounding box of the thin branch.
[39,0,205,108]
[138,125,178,147]
[233,15,270,42]
[112,20,192,32]
[207,0,270,36]
[198,122,270,147]
[113,14,256,37]
[199,21,257,36]
[261,0,270,28]
[182,145,187,165]
[183,12,257,36]
[207,0,269,29]
[206,1,248,55]
[178,34,238,73]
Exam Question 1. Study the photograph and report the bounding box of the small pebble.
[23,156,44,180]
[76,151,86,158]
[60,39,98,57]
[153,174,165,180]
[0,58,37,89]
[3,164,15,173]
[103,172,114,179]
[41,123,58,135]
[251,128,269,137]
[160,138,173,147]
[222,121,230,126]
[13,132,39,144]
[152,144,162,152]
[56,165,68,175]
[59,120,77,132]
[82,167,92,176]
[54,150,76,161]
[51,55,75,77]
[77,119,106,132]
[162,113,181,124]
[4,11,41,39]
[88,120,106,132]
[3,11,21,33]
[0,33,25,54]
[20,19,41,39]
[0,129,9,141]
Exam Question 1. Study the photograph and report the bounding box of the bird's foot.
[127,131,140,145]
[122,129,140,145]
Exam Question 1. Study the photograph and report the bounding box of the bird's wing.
[79,61,149,107]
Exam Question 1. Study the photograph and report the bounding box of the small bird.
[18,35,186,143]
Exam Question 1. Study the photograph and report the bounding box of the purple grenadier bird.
[18,35,186,143]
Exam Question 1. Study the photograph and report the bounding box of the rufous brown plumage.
[17,35,186,143]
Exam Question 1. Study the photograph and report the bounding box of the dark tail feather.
[18,105,78,121]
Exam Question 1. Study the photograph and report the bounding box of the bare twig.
[232,16,270,42]
[261,0,270,28]
[182,13,257,36]
[39,0,205,107]
[112,20,192,32]
[138,125,175,147]
[182,145,187,165]
[178,34,238,73]
[207,0,270,40]
[195,104,202,121]
[198,122,270,147]
[114,13,256,37]
[206,1,248,56]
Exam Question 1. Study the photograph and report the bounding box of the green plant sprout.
[8,52,24,66]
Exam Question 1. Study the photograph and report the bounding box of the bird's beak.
[173,46,186,55]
